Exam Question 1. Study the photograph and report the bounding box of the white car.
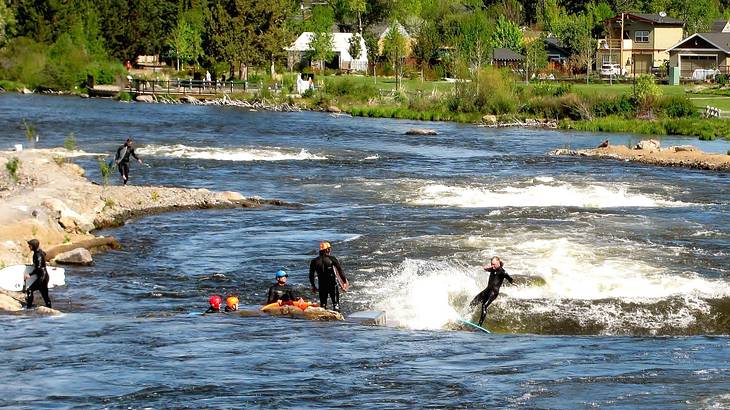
[600,64,626,77]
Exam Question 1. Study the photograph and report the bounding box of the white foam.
[409,182,689,208]
[138,144,327,162]
[363,155,380,160]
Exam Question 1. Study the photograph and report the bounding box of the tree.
[524,37,548,82]
[168,16,202,71]
[555,12,595,83]
[308,5,335,72]
[449,10,492,70]
[363,30,379,82]
[348,0,366,32]
[0,0,15,46]
[348,32,363,69]
[250,0,297,78]
[412,20,438,82]
[382,20,408,90]
[492,15,524,51]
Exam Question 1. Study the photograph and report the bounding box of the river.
[1,94,729,408]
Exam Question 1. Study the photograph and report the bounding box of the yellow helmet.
[319,241,331,251]
[226,296,239,308]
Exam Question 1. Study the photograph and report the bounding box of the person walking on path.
[115,137,143,185]
[24,239,52,309]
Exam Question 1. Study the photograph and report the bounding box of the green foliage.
[98,158,111,185]
[167,14,203,70]
[323,77,377,101]
[590,94,635,117]
[6,157,20,182]
[492,15,523,51]
[118,91,132,102]
[22,118,36,142]
[530,82,572,97]
[64,132,77,150]
[447,67,516,114]
[383,21,409,90]
[525,37,548,77]
[348,33,363,62]
[565,116,730,140]
[659,95,697,118]
[0,0,15,47]
[448,10,492,69]
[633,75,662,115]
[309,6,335,71]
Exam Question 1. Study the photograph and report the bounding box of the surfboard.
[458,318,491,334]
[333,266,348,292]
[0,265,66,292]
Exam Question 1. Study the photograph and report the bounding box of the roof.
[544,37,569,54]
[606,12,684,26]
[285,32,368,61]
[666,32,730,54]
[379,22,410,40]
[492,48,524,61]
[712,19,730,32]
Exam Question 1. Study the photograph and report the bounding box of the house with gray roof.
[667,32,730,77]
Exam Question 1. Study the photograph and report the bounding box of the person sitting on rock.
[224,296,239,312]
[115,137,143,185]
[205,295,222,314]
[266,271,301,304]
[24,239,52,309]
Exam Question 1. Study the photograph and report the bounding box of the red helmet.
[209,295,222,308]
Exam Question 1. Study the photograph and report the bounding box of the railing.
[598,39,633,50]
[126,79,271,95]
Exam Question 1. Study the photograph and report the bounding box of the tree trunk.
[270,55,275,78]
[176,58,180,72]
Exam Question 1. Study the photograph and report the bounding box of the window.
[635,30,649,43]
[602,55,617,65]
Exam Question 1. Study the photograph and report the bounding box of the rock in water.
[54,248,93,265]
[327,106,342,113]
[405,128,439,136]
[135,95,155,103]
[482,114,498,125]
[33,306,62,316]
[635,139,660,150]
[0,294,22,312]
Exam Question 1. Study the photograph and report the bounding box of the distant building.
[491,48,524,68]
[285,32,368,72]
[596,13,684,75]
[667,32,730,77]
[377,22,414,56]
[710,19,730,33]
[544,37,570,67]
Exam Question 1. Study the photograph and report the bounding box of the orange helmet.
[319,241,331,251]
[226,296,239,308]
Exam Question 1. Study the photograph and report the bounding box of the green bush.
[447,68,516,114]
[64,132,77,150]
[118,91,132,101]
[531,82,573,97]
[323,77,378,101]
[658,95,697,118]
[591,94,635,117]
[6,157,20,183]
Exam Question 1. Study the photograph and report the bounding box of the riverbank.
[550,143,730,171]
[0,148,293,312]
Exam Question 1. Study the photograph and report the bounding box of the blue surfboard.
[458,318,491,333]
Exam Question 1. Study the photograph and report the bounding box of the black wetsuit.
[26,249,51,308]
[266,283,300,304]
[309,253,346,311]
[115,144,139,184]
[471,266,513,326]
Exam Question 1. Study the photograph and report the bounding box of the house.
[285,32,368,72]
[596,13,684,75]
[710,19,730,32]
[491,48,524,68]
[544,37,570,67]
[667,33,730,77]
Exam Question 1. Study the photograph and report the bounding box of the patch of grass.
[64,132,77,150]
[52,155,66,166]
[63,235,71,244]
[22,118,37,144]
[31,225,38,236]
[118,91,132,102]
[6,157,21,182]
[102,198,115,211]
[0,79,28,91]
[151,191,159,202]
[563,116,730,140]
[98,159,111,185]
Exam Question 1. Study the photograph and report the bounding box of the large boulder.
[54,248,93,265]
[327,105,341,113]
[220,191,245,201]
[635,139,660,151]
[135,94,155,103]
[482,114,498,125]
[405,128,438,136]
[41,198,94,233]
[0,294,22,312]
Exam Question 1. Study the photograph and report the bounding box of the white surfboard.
[0,265,66,292]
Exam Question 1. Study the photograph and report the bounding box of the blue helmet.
[275,270,288,278]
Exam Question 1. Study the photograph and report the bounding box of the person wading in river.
[114,137,143,185]
[266,271,301,304]
[24,239,52,309]
[470,256,514,326]
[309,242,348,312]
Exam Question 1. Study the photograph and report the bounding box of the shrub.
[591,94,635,117]
[98,158,111,185]
[658,95,697,118]
[64,132,77,150]
[118,91,132,102]
[531,82,573,97]
[633,75,662,115]
[6,157,20,182]
[447,67,517,114]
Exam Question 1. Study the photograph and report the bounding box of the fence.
[127,79,269,96]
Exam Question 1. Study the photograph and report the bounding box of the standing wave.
[138,144,327,161]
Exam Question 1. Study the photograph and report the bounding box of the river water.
[1,94,729,408]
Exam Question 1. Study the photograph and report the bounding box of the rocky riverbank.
[550,140,730,171]
[0,148,294,313]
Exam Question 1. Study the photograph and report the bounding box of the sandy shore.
[0,149,294,304]
[551,143,730,171]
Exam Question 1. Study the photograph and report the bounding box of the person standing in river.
[24,239,52,309]
[470,256,514,326]
[309,242,348,312]
[115,137,143,185]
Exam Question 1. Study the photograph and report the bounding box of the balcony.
[598,39,633,51]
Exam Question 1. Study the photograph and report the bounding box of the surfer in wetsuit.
[470,256,514,326]
[266,271,301,304]
[114,137,142,185]
[309,242,348,311]
[205,295,222,313]
[24,239,51,309]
